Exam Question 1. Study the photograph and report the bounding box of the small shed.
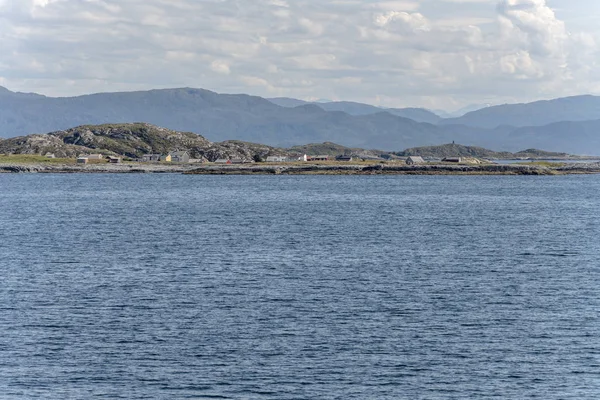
[44,153,56,159]
[214,159,231,164]
[108,156,122,164]
[87,154,104,160]
[336,155,353,162]
[406,156,425,165]
[309,155,330,161]
[77,157,88,164]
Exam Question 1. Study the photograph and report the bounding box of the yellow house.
[161,154,172,162]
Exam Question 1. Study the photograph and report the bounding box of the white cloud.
[0,0,598,109]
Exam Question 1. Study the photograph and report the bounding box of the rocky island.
[1,122,600,175]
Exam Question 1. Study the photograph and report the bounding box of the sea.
[1,174,599,399]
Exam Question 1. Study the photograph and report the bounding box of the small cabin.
[169,151,190,163]
[77,157,88,164]
[442,157,463,163]
[309,155,330,161]
[214,159,231,164]
[87,154,104,160]
[336,155,353,162]
[406,156,425,165]
[108,156,122,164]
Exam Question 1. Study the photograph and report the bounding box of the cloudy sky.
[0,0,599,110]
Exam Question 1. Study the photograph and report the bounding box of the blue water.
[1,174,600,399]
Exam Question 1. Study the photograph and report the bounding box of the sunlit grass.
[0,154,76,164]
[515,161,566,168]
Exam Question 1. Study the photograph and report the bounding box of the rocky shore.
[0,163,199,174]
[4,161,600,175]
[183,163,600,175]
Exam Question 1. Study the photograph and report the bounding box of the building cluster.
[141,151,195,163]
[71,150,466,166]
[76,154,122,164]
[265,154,356,162]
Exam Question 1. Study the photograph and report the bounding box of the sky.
[0,0,599,111]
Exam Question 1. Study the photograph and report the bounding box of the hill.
[397,143,572,159]
[441,95,600,128]
[399,143,512,158]
[287,142,389,159]
[0,123,288,162]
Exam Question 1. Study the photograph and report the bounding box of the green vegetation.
[0,154,75,164]
[516,161,566,168]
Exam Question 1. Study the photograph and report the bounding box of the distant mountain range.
[1,86,600,154]
[267,97,442,124]
[0,122,578,162]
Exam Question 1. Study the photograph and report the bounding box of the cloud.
[0,0,598,109]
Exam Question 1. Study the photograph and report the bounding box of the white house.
[406,156,425,165]
[266,156,287,162]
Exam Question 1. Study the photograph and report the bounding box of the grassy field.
[0,155,77,164]
[515,161,566,168]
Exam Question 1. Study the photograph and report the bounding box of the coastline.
[3,161,600,175]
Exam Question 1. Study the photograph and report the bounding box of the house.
[44,153,56,159]
[309,155,330,161]
[214,159,231,164]
[77,157,88,164]
[266,156,287,162]
[161,154,172,162]
[336,155,353,162]
[442,157,463,163]
[406,156,425,165]
[299,154,308,162]
[169,151,190,163]
[141,154,161,162]
[87,154,104,160]
[107,156,122,164]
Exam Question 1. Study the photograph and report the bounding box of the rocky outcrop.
[0,123,292,162]
[398,143,575,160]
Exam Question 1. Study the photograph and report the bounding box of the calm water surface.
[1,174,599,399]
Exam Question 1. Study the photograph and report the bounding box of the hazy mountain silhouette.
[268,97,441,124]
[1,86,599,154]
[440,95,600,128]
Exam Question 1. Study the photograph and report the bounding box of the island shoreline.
[2,162,600,175]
